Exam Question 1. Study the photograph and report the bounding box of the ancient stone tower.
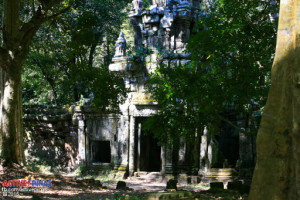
[72,0,255,180]
[108,0,201,176]
[129,0,200,52]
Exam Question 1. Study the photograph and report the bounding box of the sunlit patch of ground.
[0,165,248,200]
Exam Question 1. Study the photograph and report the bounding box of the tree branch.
[3,0,20,50]
[39,0,65,11]
[16,4,71,55]
[46,6,71,20]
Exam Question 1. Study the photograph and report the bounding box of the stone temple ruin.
[108,0,202,177]
[24,0,256,183]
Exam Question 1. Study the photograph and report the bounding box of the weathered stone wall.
[81,112,120,166]
[23,105,78,170]
[70,106,128,174]
[23,105,125,172]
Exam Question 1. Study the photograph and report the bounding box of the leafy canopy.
[22,0,131,112]
[145,0,279,145]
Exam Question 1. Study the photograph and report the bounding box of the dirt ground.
[0,165,248,200]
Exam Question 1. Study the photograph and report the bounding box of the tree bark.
[88,33,101,67]
[193,127,201,174]
[104,35,111,66]
[249,1,300,199]
[0,0,23,165]
[1,64,25,165]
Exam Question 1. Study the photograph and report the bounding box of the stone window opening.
[90,141,111,164]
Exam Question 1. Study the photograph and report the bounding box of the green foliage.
[23,61,127,112]
[88,66,127,113]
[25,160,41,172]
[145,63,209,146]
[113,194,145,200]
[145,0,279,145]
[78,165,87,175]
[22,61,56,105]
[189,0,278,112]
[22,0,130,111]
[143,0,151,9]
[120,17,135,56]
[188,0,278,109]
[68,195,145,200]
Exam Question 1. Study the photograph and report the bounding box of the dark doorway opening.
[90,141,111,163]
[214,115,239,168]
[135,117,161,172]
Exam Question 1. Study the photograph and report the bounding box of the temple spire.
[113,32,127,58]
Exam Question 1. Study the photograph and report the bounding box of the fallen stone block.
[210,182,224,190]
[166,179,178,190]
[116,181,127,190]
[94,180,102,187]
[227,181,250,194]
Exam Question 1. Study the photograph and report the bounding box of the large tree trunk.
[0,0,68,165]
[249,1,300,199]
[0,0,24,166]
[1,64,25,165]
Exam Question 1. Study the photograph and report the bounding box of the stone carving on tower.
[109,32,134,75]
[114,32,127,58]
[110,0,202,108]
[132,0,144,15]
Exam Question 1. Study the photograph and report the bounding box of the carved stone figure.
[152,0,166,7]
[114,32,127,58]
[132,0,144,12]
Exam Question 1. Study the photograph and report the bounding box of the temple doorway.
[134,117,161,172]
[215,118,239,168]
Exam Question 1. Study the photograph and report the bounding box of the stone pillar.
[170,31,175,50]
[178,138,186,172]
[164,29,171,49]
[137,122,142,172]
[193,128,200,174]
[129,17,143,50]
[238,114,255,168]
[78,115,86,165]
[199,126,208,174]
[129,116,135,176]
[115,115,130,178]
[165,147,173,174]
[142,30,149,48]
[207,139,218,169]
[207,140,213,168]
[85,136,89,165]
[161,146,166,174]
[111,118,119,167]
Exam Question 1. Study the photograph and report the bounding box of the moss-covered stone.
[146,191,193,200]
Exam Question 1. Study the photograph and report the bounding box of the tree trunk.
[104,36,111,66]
[0,0,24,166]
[88,33,100,67]
[193,127,201,174]
[0,0,68,165]
[249,1,300,199]
[1,64,25,165]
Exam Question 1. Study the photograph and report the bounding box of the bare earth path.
[0,166,248,200]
